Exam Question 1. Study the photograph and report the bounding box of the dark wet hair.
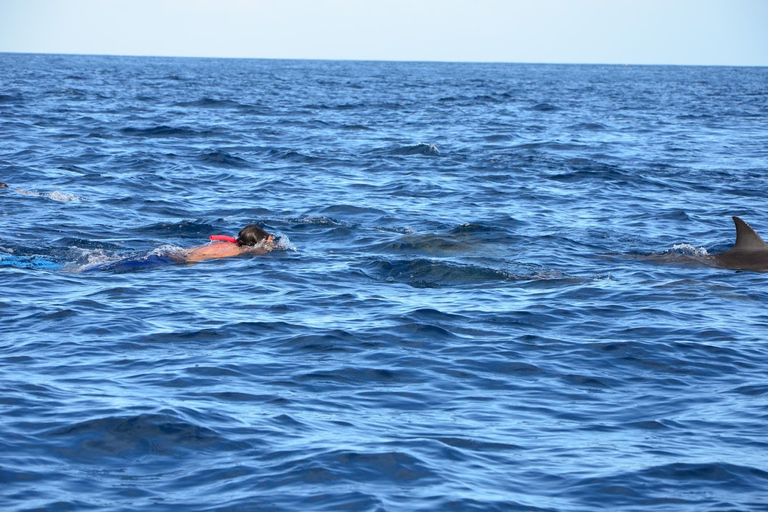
[237,225,271,247]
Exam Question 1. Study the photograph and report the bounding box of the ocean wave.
[438,94,503,105]
[340,124,374,131]
[120,125,202,138]
[175,97,244,109]
[304,102,365,111]
[43,412,238,461]
[56,164,91,176]
[565,462,768,509]
[49,87,88,98]
[530,102,563,112]
[378,234,473,256]
[0,93,23,103]
[293,366,421,386]
[318,204,389,222]
[284,215,346,227]
[569,121,608,131]
[138,220,218,238]
[265,148,323,163]
[548,166,629,183]
[199,148,249,167]
[271,448,435,484]
[378,223,514,256]
[514,140,584,152]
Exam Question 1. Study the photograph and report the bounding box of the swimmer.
[0,182,29,193]
[0,182,81,201]
[1,224,277,273]
[183,224,275,262]
[83,225,275,272]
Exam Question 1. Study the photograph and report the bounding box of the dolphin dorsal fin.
[732,216,768,250]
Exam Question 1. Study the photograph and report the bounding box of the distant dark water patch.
[312,449,435,483]
[658,209,692,221]
[378,224,514,256]
[0,93,24,104]
[386,143,440,156]
[483,133,520,142]
[199,149,249,167]
[317,205,390,224]
[530,102,562,112]
[44,412,239,461]
[120,125,204,138]
[277,329,359,353]
[362,258,528,288]
[340,124,374,131]
[450,222,506,236]
[294,366,421,386]
[549,163,630,184]
[569,122,608,131]
[438,94,504,105]
[175,97,244,109]
[49,88,88,98]
[473,94,502,103]
[513,141,583,152]
[264,148,323,163]
[730,383,768,396]
[379,235,473,256]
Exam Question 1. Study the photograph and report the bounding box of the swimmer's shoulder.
[184,242,246,262]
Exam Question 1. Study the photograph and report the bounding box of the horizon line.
[1,50,765,69]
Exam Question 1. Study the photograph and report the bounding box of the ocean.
[1,53,768,511]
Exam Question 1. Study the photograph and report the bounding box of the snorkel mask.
[209,233,277,249]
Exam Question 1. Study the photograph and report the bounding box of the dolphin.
[712,216,768,271]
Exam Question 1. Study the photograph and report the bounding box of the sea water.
[1,54,768,511]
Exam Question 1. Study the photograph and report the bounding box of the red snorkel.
[210,235,238,243]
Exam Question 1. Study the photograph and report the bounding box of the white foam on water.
[671,243,709,257]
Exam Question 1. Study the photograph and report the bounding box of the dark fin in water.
[732,216,768,250]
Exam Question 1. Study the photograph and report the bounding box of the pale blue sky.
[1,0,766,65]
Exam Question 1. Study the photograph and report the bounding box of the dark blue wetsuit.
[85,252,181,272]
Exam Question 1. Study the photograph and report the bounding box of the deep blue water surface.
[2,54,768,511]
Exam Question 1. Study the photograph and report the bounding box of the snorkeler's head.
[237,225,272,247]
